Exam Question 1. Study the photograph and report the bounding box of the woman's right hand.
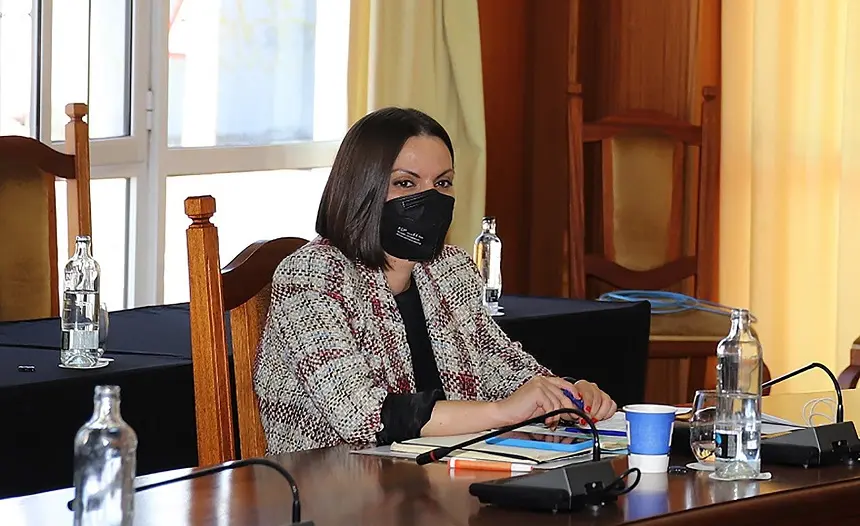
[492,376,579,429]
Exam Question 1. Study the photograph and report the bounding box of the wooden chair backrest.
[567,84,720,301]
[0,103,92,321]
[184,195,308,466]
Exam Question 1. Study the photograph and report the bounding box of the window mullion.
[127,0,166,307]
[164,141,341,177]
[36,0,52,141]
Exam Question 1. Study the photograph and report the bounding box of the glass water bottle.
[61,235,101,368]
[473,216,502,315]
[73,385,138,526]
[714,309,763,480]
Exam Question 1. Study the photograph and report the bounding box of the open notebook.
[390,432,593,464]
[390,418,629,465]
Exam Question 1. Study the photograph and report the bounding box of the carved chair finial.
[185,195,216,226]
[65,103,88,120]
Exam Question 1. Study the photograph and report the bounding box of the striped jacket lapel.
[357,263,416,393]
[415,261,480,400]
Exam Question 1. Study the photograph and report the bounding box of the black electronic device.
[760,362,860,467]
[468,458,627,513]
[414,407,640,513]
[761,422,860,467]
[67,458,313,525]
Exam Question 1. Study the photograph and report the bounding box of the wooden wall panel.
[477,0,529,294]
[578,0,698,119]
[524,0,575,297]
[573,0,722,406]
[480,0,721,405]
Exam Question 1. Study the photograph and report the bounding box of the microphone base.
[468,459,620,513]
[760,421,860,468]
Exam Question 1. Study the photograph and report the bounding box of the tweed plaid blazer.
[254,237,552,454]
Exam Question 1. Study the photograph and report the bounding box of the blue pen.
[562,389,586,416]
[561,388,627,437]
[562,426,628,438]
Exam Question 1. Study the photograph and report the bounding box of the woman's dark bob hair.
[315,107,454,269]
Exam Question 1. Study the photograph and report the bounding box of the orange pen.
[447,458,534,473]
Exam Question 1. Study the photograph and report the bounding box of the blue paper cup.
[623,404,677,473]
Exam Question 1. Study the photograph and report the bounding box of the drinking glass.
[690,389,718,465]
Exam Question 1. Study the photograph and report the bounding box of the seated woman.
[255,107,617,454]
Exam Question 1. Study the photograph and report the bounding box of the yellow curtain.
[721,0,860,392]
[348,0,487,251]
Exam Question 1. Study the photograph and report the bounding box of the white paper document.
[349,445,598,470]
[761,413,805,435]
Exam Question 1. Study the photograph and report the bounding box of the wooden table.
[3,390,860,525]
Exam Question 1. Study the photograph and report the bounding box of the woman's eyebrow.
[391,168,454,179]
[391,168,421,178]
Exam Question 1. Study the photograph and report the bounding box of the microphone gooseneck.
[69,458,303,524]
[415,407,600,466]
[762,362,844,423]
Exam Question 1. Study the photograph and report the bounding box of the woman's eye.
[436,180,453,188]
[393,180,414,188]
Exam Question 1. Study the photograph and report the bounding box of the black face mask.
[380,189,455,262]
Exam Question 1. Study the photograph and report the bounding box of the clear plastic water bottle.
[473,216,502,314]
[714,309,763,480]
[73,385,138,526]
[62,235,101,368]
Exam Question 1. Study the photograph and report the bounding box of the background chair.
[566,84,770,404]
[0,103,92,322]
[838,337,860,389]
[184,195,308,466]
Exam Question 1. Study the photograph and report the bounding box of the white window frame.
[137,0,341,306]
[25,0,342,307]
[34,0,151,309]
[39,0,150,165]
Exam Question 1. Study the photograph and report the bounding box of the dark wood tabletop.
[4,389,860,525]
[2,445,860,526]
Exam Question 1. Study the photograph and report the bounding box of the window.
[51,0,132,140]
[159,0,350,303]
[166,0,348,148]
[56,179,131,311]
[2,0,349,310]
[162,168,329,303]
[0,0,35,136]
[1,1,143,308]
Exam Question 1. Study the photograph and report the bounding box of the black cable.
[762,362,844,423]
[602,467,641,497]
[68,457,302,523]
[416,407,601,465]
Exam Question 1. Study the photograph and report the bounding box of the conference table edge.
[631,474,860,525]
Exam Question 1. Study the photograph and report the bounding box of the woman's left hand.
[569,380,617,422]
[540,376,617,422]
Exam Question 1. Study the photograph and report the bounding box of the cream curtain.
[721,0,860,392]
[348,0,487,251]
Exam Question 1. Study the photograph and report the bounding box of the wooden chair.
[0,103,92,322]
[184,195,308,466]
[838,337,860,389]
[566,84,770,404]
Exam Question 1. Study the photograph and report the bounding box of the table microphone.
[416,407,602,465]
[762,362,844,422]
[760,362,860,468]
[67,457,313,525]
[416,408,640,513]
